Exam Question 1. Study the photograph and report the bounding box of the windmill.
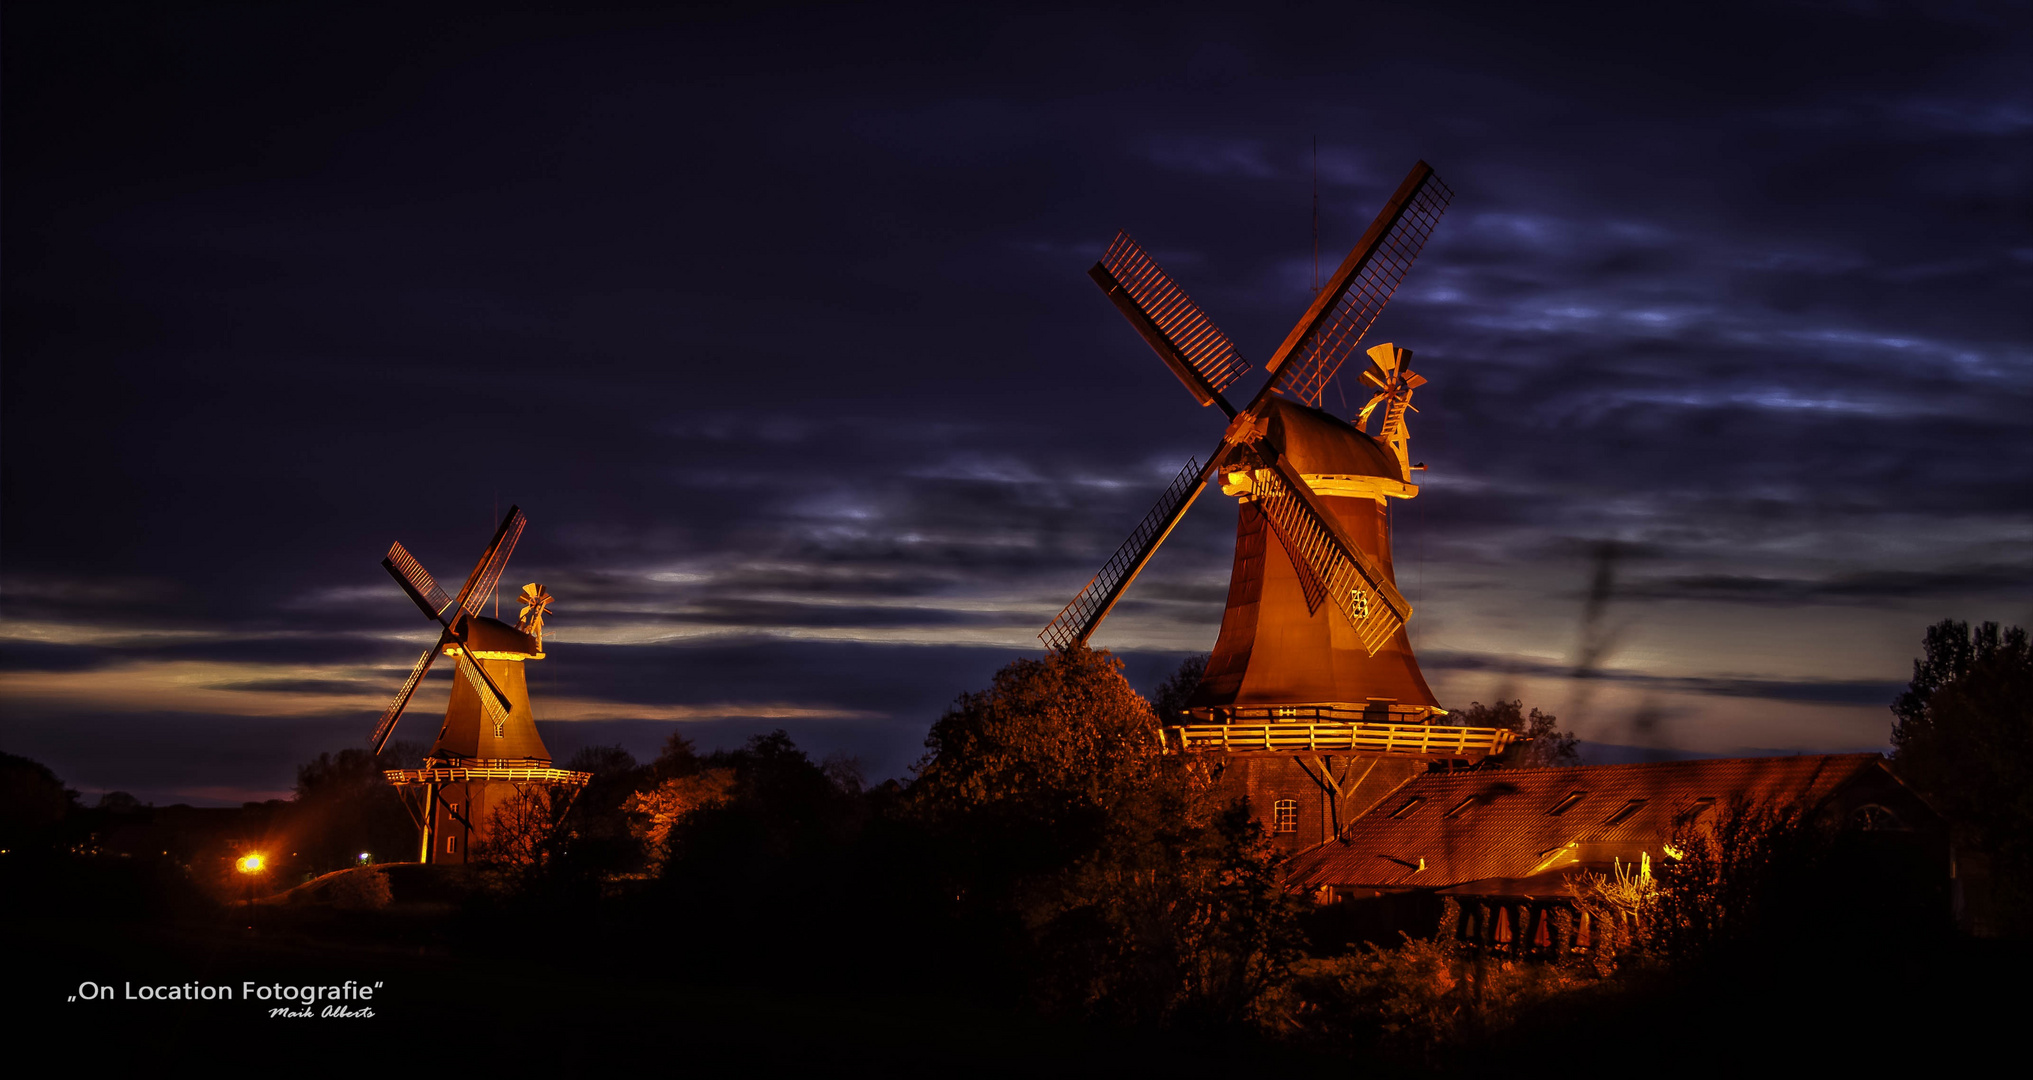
[373,507,589,864]
[1044,160,1514,799]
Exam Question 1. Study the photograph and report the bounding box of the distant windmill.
[1044,161,1492,743]
[373,507,588,864]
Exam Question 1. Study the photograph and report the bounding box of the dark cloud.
[1421,650,1909,708]
[209,678,374,696]
[1623,564,2033,605]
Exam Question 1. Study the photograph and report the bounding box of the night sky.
[4,2,2028,805]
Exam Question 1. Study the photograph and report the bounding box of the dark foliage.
[649,730,881,978]
[291,745,418,874]
[1448,700,1579,767]
[1647,798,1832,962]
[0,750,78,850]
[597,651,1308,1025]
[913,648,1303,1026]
[1150,653,1207,726]
[1891,619,2033,915]
[553,743,648,879]
[0,753,214,923]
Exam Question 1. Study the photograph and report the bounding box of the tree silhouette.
[1150,653,1207,726]
[1450,700,1579,767]
[913,648,1302,1025]
[1891,619,2033,913]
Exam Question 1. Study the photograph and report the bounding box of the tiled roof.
[1285,753,1886,892]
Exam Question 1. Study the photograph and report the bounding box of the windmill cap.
[444,615,542,660]
[1264,397,1399,481]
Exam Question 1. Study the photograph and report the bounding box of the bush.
[912,648,1304,1026]
[1275,934,1601,1064]
[1648,798,1828,962]
[330,867,394,911]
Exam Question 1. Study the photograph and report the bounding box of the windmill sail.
[454,652,512,725]
[452,506,526,618]
[384,542,455,621]
[1092,233,1250,410]
[1040,456,1213,650]
[1263,162,1453,408]
[370,642,443,754]
[1249,457,1411,656]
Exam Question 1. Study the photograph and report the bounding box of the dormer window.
[1391,797,1425,819]
[1443,795,1476,819]
[1547,792,1587,816]
[1603,799,1647,826]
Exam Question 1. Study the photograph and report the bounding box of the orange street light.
[237,853,265,874]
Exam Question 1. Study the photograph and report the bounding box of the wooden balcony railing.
[384,766,594,785]
[1193,702,1449,725]
[1160,722,1515,757]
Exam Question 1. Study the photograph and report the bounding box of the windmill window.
[1273,800,1299,834]
[493,718,505,738]
[1351,588,1371,620]
[446,836,458,853]
[1603,799,1647,826]
[1391,797,1425,819]
[1547,792,1587,816]
[1443,796,1477,819]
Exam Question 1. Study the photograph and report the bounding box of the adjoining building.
[1281,753,1949,945]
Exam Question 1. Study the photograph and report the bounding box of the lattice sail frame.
[386,542,456,620]
[454,652,512,726]
[1039,457,1208,650]
[1098,234,1251,398]
[1245,458,1411,656]
[371,646,441,753]
[456,509,526,620]
[1272,168,1453,408]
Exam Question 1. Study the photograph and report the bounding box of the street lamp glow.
[237,853,265,874]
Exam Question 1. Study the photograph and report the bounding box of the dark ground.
[13,916,1345,1074]
[10,860,2022,1076]
[5,857,1344,1074]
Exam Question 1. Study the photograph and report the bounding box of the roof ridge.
[1494,751,1883,774]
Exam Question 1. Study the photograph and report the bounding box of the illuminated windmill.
[373,507,589,865]
[1044,161,1513,772]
